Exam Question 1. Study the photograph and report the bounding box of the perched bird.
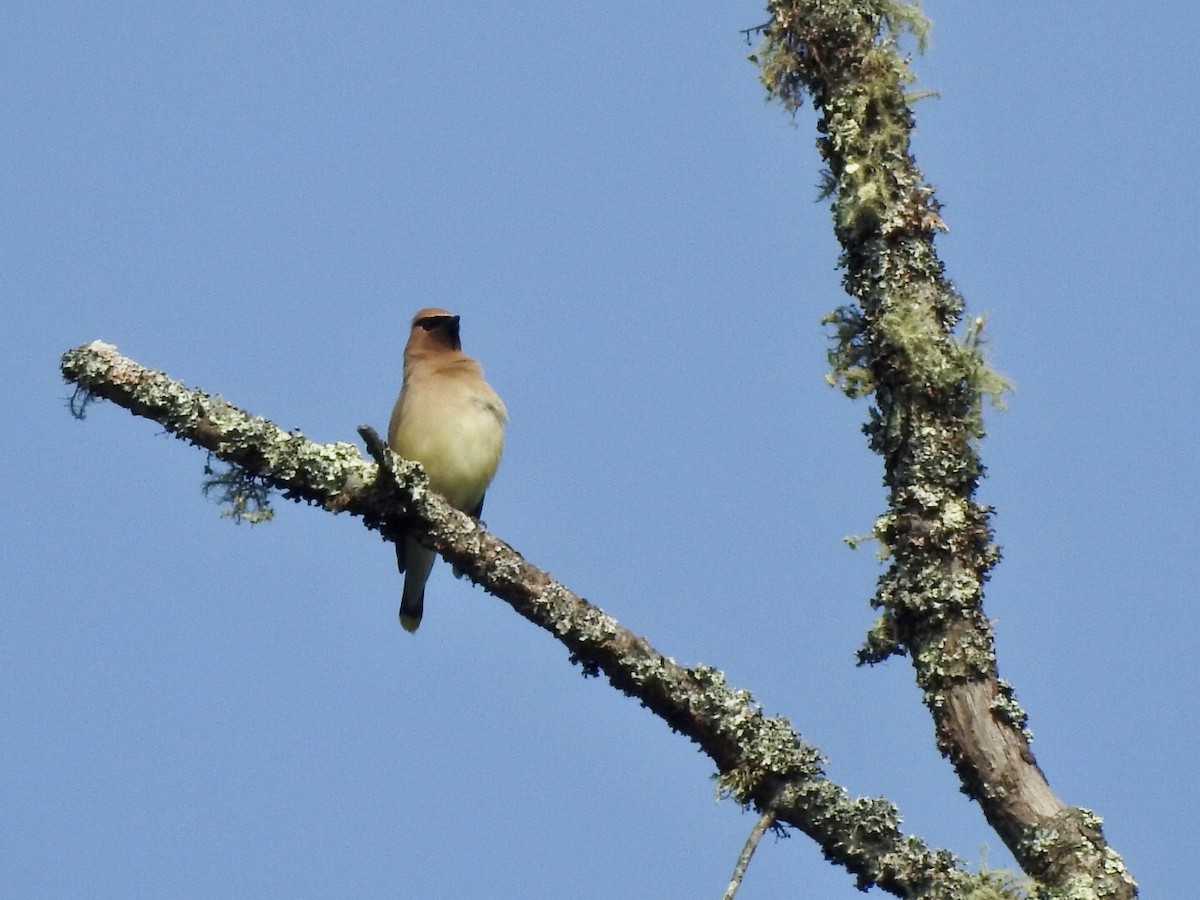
[388,308,507,632]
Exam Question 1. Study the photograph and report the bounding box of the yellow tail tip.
[399,614,421,633]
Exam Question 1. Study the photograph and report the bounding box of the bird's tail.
[398,539,436,633]
[399,583,424,633]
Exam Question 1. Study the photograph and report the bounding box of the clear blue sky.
[5,2,1195,896]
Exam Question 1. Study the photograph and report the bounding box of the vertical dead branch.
[753,2,1134,896]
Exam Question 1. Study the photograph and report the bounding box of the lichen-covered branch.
[63,339,983,896]
[753,2,1135,897]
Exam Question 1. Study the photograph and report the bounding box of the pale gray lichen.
[991,679,1033,743]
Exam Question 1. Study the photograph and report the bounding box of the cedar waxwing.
[387,309,507,632]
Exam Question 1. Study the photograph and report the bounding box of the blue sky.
[5,2,1195,896]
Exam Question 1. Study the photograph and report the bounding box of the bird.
[387,308,507,632]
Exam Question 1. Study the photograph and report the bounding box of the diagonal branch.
[63,339,973,897]
[753,2,1135,896]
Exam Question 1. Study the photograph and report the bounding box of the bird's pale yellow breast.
[388,359,506,512]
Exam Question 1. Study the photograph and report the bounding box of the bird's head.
[407,308,462,355]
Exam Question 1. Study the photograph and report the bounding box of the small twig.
[739,20,773,45]
[357,425,388,467]
[722,809,777,900]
